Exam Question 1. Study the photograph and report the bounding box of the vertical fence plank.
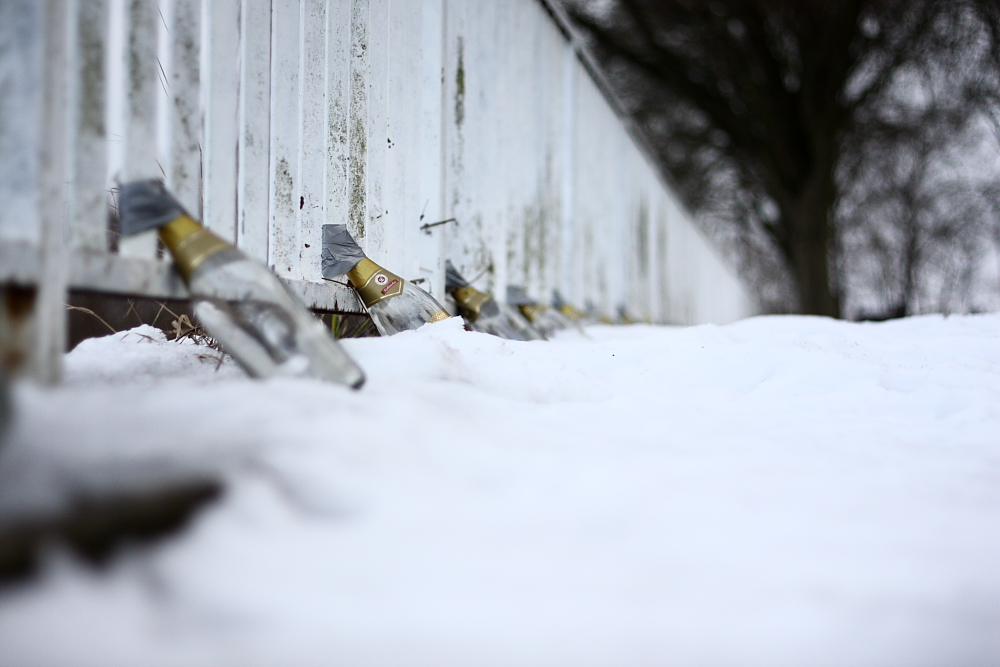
[33,0,73,382]
[0,0,43,248]
[267,0,300,277]
[656,192,669,322]
[119,0,162,258]
[559,41,576,304]
[0,0,43,383]
[69,0,110,251]
[238,0,272,262]
[169,0,202,218]
[384,0,420,277]
[439,0,461,281]
[325,0,351,244]
[347,0,369,246]
[364,0,388,261]
[418,0,444,297]
[645,188,659,322]
[298,0,327,283]
[202,0,239,242]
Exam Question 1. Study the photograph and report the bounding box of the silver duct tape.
[321,224,367,278]
[118,179,188,237]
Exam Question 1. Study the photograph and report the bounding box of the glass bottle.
[119,180,365,388]
[551,290,589,322]
[506,285,577,338]
[445,260,540,340]
[322,225,450,336]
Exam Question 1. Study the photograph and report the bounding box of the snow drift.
[0,315,998,666]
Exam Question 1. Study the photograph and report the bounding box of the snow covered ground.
[0,314,998,666]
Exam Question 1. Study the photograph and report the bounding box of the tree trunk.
[782,167,841,317]
[788,219,838,316]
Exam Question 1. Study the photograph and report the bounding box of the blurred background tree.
[562,0,1000,317]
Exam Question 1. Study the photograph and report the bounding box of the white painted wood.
[324,0,352,241]
[364,0,388,261]
[267,0,300,278]
[169,0,202,218]
[67,249,362,312]
[34,0,73,382]
[68,0,110,252]
[559,41,576,304]
[119,0,162,258]
[71,249,188,298]
[201,0,239,242]
[418,0,444,298]
[298,0,328,283]
[384,0,422,282]
[238,0,272,262]
[0,0,44,246]
[347,0,370,246]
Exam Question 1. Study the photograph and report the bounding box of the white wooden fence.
[0,0,754,382]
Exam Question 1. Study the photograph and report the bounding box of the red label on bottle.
[381,279,399,295]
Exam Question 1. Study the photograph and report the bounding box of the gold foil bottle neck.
[559,303,584,321]
[428,309,450,323]
[347,257,405,306]
[518,303,545,323]
[345,257,378,286]
[452,286,491,322]
[158,215,232,284]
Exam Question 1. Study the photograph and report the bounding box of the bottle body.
[551,290,589,323]
[518,303,576,338]
[466,299,524,340]
[161,217,365,387]
[501,303,546,340]
[346,258,449,336]
[451,286,534,341]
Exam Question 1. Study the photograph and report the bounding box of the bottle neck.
[518,303,545,323]
[345,257,378,287]
[558,304,584,321]
[158,215,232,284]
[452,286,491,322]
[346,257,405,306]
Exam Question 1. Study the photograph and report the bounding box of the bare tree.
[563,0,1000,317]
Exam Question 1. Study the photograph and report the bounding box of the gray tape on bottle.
[444,260,470,290]
[118,179,189,236]
[506,285,536,306]
[321,224,367,278]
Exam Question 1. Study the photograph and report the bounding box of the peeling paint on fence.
[348,0,369,244]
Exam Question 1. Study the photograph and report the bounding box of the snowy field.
[0,314,998,667]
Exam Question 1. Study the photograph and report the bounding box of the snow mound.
[0,314,998,666]
[64,324,244,386]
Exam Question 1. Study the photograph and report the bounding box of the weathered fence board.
[69,0,110,252]
[238,0,273,263]
[202,0,239,243]
[169,0,203,218]
[118,0,161,259]
[0,0,755,383]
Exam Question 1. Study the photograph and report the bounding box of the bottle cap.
[118,179,189,236]
[321,225,368,278]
